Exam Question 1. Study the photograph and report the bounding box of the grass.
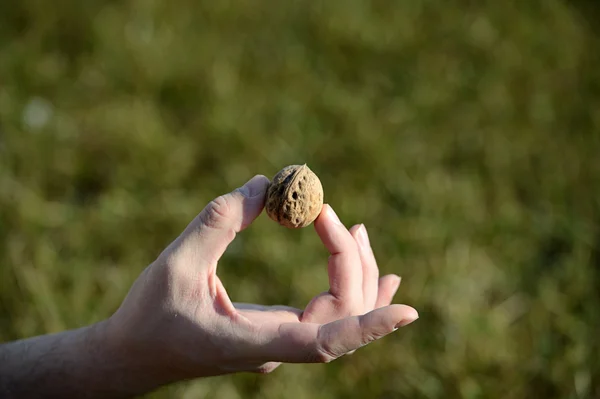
[1,0,600,398]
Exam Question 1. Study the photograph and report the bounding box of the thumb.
[258,304,419,364]
[173,175,270,269]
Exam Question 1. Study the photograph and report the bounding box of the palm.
[219,210,406,373]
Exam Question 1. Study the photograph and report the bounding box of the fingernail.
[238,175,268,198]
[327,205,343,226]
[394,310,419,329]
[356,224,370,248]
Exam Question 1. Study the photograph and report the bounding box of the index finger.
[313,205,363,303]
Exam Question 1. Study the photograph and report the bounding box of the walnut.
[265,164,324,228]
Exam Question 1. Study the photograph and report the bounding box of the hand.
[106,175,418,385]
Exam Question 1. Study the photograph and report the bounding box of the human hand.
[106,175,418,386]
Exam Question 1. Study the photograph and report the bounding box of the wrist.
[101,315,188,391]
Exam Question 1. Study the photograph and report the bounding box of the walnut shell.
[266,164,324,228]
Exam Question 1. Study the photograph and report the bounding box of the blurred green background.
[1,0,600,398]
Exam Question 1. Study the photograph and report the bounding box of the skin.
[0,175,418,398]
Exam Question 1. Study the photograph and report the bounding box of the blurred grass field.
[1,0,600,398]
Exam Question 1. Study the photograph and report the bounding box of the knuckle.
[202,194,232,229]
[359,318,387,346]
[313,325,340,363]
[360,331,381,346]
[315,343,338,364]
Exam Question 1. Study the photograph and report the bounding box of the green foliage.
[1,0,600,397]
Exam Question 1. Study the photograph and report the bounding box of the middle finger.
[349,224,379,312]
[313,205,363,311]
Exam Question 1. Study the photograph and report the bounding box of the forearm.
[0,320,172,399]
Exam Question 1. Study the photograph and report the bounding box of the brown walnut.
[265,164,324,228]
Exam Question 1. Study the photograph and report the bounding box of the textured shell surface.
[266,164,324,228]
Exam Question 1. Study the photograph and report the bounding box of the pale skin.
[0,175,418,398]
